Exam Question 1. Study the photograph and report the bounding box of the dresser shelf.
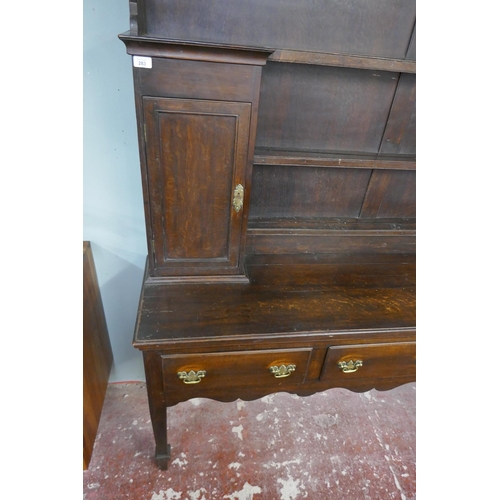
[254,148,416,171]
[269,49,416,73]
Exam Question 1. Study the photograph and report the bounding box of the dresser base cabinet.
[134,254,416,469]
[139,336,416,470]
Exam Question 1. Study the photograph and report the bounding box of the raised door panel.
[143,97,251,276]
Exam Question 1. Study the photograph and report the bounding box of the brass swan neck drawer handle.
[177,370,207,384]
[232,184,244,213]
[269,364,296,378]
[338,360,363,373]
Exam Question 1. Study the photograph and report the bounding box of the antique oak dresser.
[119,0,416,469]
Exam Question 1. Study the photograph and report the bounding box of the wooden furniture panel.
[256,63,399,153]
[360,170,416,219]
[246,217,416,255]
[320,342,416,383]
[245,253,416,288]
[140,0,415,59]
[246,231,416,256]
[249,165,372,219]
[83,242,113,470]
[131,56,262,103]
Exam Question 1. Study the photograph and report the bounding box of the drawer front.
[320,342,415,382]
[162,348,312,393]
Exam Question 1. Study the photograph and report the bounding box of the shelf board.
[248,217,416,233]
[269,49,416,74]
[254,149,416,171]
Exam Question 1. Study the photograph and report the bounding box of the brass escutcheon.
[232,184,244,212]
[177,370,207,384]
[269,364,296,378]
[338,360,363,373]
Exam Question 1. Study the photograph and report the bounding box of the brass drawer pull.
[338,360,363,373]
[177,370,206,384]
[269,364,296,378]
[232,184,244,212]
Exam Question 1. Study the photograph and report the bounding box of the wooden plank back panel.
[361,170,416,219]
[256,63,399,153]
[246,232,416,255]
[406,24,416,60]
[142,0,416,59]
[380,73,416,155]
[249,165,371,219]
[246,254,416,288]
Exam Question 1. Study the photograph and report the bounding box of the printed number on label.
[133,56,152,69]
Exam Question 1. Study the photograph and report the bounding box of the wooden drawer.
[161,348,312,394]
[320,342,415,382]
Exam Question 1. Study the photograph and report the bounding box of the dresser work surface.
[136,253,415,345]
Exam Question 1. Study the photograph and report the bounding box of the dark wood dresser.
[120,0,416,469]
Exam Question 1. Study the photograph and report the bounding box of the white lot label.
[133,56,152,69]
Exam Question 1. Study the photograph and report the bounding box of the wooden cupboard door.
[143,97,251,276]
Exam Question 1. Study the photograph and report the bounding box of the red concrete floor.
[83,382,416,499]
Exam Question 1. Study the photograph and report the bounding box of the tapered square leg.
[150,403,170,469]
[143,351,171,469]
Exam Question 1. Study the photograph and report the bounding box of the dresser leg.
[143,351,171,469]
[153,415,170,470]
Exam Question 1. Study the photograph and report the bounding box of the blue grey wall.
[83,0,146,382]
